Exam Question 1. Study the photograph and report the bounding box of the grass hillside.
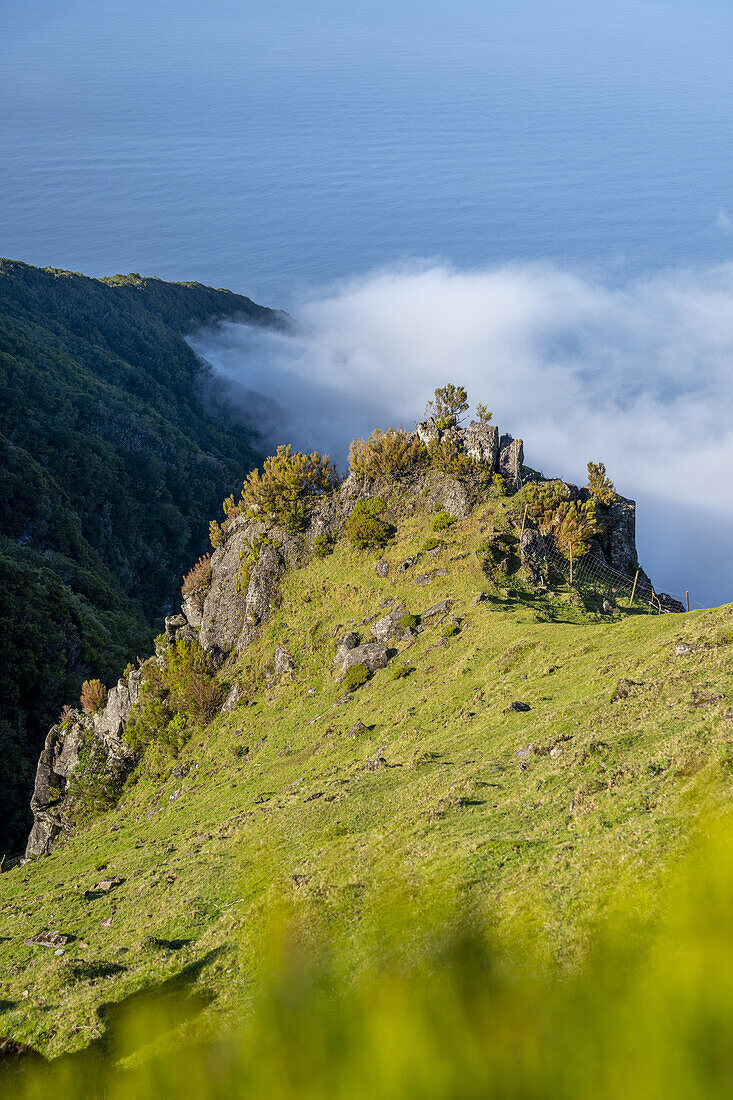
[0,260,279,851]
[1,472,732,1094]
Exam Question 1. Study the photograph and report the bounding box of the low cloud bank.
[189,261,733,608]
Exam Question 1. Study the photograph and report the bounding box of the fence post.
[686,591,690,612]
[628,570,639,609]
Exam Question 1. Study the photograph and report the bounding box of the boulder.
[164,613,187,642]
[602,497,638,577]
[23,929,69,948]
[464,422,499,468]
[375,560,390,578]
[335,642,389,677]
[421,599,454,622]
[416,418,440,447]
[440,479,471,518]
[372,605,406,645]
[499,435,524,492]
[520,529,549,587]
[182,592,204,630]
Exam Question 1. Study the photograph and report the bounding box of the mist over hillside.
[190,260,733,609]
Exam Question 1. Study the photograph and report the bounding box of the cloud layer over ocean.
[189,261,733,607]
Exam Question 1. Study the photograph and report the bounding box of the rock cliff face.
[24,671,139,859]
[23,413,677,859]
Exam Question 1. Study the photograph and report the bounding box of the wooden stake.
[628,569,639,608]
[686,591,690,613]
[519,505,528,545]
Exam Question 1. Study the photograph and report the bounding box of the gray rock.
[375,560,390,578]
[94,670,140,744]
[221,683,244,713]
[336,642,390,677]
[275,644,295,675]
[199,529,250,658]
[499,435,524,492]
[440,479,471,518]
[349,721,368,737]
[23,930,69,949]
[414,574,432,586]
[603,497,638,577]
[164,613,187,641]
[182,592,204,630]
[506,701,531,712]
[464,422,499,468]
[520,529,549,587]
[416,418,440,447]
[25,671,138,860]
[372,605,406,645]
[422,599,455,621]
[675,641,700,656]
[397,556,418,572]
[238,544,287,653]
[472,592,489,605]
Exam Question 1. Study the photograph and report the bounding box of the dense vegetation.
[0,259,279,853]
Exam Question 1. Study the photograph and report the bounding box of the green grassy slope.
[0,260,278,850]
[1,489,731,1070]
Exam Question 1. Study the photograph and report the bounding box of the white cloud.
[189,260,733,608]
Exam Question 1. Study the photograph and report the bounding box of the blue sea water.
[2,0,733,308]
[3,0,733,606]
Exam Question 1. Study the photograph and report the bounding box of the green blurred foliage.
[10,817,733,1099]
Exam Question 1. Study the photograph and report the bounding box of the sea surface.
[3,0,733,607]
[2,0,733,308]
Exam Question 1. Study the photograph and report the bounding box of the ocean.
[3,0,733,308]
[3,0,733,606]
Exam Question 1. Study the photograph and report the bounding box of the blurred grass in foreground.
[6,814,733,1099]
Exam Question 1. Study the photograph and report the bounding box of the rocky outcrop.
[24,671,138,860]
[464,422,499,467]
[198,528,251,660]
[499,435,524,492]
[25,406,678,860]
[238,544,287,652]
[520,529,549,587]
[600,497,638,577]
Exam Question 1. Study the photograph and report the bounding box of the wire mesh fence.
[515,522,691,615]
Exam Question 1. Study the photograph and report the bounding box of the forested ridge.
[0,259,279,851]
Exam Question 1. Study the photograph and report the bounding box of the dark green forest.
[0,259,279,852]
